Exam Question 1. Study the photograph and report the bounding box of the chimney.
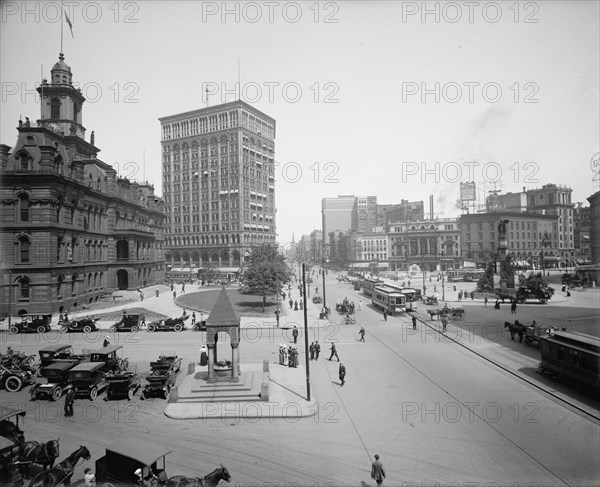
[429,195,434,220]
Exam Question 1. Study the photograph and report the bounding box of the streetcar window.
[557,346,565,361]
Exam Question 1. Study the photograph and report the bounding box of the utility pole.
[302,263,310,401]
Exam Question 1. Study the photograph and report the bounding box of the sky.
[2,0,599,247]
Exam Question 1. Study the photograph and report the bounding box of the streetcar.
[371,284,407,316]
[539,330,600,393]
[447,269,485,282]
[359,276,384,297]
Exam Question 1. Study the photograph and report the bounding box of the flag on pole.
[65,11,74,38]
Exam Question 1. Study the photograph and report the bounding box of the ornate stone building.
[0,54,165,317]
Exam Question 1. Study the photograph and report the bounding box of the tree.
[242,244,293,312]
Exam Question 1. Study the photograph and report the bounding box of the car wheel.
[52,386,63,401]
[24,371,36,385]
[90,387,98,401]
[128,388,134,400]
[131,325,139,332]
[5,376,23,392]
[37,326,46,334]
[9,326,19,335]
[147,325,156,333]
[83,325,92,333]
[163,389,169,400]
[59,325,69,333]
[174,324,183,332]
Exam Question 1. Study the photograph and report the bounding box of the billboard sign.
[460,182,477,202]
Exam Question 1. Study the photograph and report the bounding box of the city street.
[1,273,599,486]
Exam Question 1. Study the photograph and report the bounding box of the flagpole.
[60,0,64,53]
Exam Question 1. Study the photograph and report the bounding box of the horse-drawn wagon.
[336,298,355,315]
[524,322,558,346]
[426,306,465,320]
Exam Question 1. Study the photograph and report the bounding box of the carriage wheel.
[131,325,139,332]
[59,325,69,334]
[52,386,63,401]
[83,325,92,333]
[128,388,134,400]
[147,325,156,333]
[89,387,98,401]
[9,326,19,335]
[37,326,46,334]
[174,324,183,332]
[5,375,23,392]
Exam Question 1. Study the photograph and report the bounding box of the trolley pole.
[302,263,310,401]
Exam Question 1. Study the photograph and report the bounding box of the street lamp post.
[322,244,328,314]
[441,250,445,301]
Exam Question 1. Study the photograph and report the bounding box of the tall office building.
[159,101,276,275]
[356,196,378,233]
[321,196,358,241]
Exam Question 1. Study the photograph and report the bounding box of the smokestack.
[429,195,434,220]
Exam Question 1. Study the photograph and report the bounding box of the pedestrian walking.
[199,345,208,366]
[139,290,144,301]
[328,342,339,361]
[339,362,346,386]
[289,298,293,309]
[359,326,365,342]
[484,297,488,307]
[64,385,75,417]
[470,291,474,300]
[155,289,160,298]
[173,290,177,299]
[511,301,517,314]
[453,285,456,292]
[183,308,187,316]
[294,301,299,311]
[191,311,196,325]
[383,309,388,321]
[494,299,500,310]
[458,291,463,301]
[292,326,298,344]
[299,300,303,310]
[412,315,417,330]
[309,342,315,360]
[103,336,110,347]
[358,300,363,311]
[181,283,185,293]
[371,454,386,487]
[282,291,286,301]
[84,467,96,487]
[275,309,280,327]
[314,341,321,360]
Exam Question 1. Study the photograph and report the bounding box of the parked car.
[38,344,91,368]
[0,363,36,392]
[59,316,100,333]
[1,349,36,369]
[30,362,75,401]
[90,345,128,375]
[111,314,144,332]
[105,368,142,401]
[68,362,108,400]
[146,315,188,333]
[9,314,52,334]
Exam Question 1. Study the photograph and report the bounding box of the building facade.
[159,101,276,276]
[526,184,574,266]
[0,54,165,316]
[387,218,461,272]
[356,196,378,233]
[587,191,600,264]
[573,203,591,263]
[377,200,425,231]
[321,196,358,240]
[459,212,559,269]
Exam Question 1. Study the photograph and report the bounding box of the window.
[18,236,30,263]
[19,196,30,222]
[51,98,61,119]
[18,278,30,300]
[17,152,32,170]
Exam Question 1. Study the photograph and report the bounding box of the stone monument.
[497,219,515,292]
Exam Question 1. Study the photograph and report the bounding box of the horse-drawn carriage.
[59,316,100,333]
[9,314,52,335]
[105,367,142,401]
[426,306,465,320]
[147,315,189,333]
[95,438,231,486]
[312,294,323,304]
[336,298,355,315]
[142,354,182,400]
[524,322,559,346]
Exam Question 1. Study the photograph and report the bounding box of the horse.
[28,445,90,487]
[504,321,524,342]
[19,439,60,470]
[167,464,231,487]
[0,419,25,443]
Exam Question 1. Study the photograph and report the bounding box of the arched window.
[18,277,30,300]
[17,151,32,170]
[18,236,30,263]
[19,195,30,222]
[51,98,61,119]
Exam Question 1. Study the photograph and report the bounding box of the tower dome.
[51,53,72,84]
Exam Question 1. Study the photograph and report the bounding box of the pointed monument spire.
[206,287,240,326]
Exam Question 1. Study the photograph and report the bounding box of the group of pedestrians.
[309,341,321,360]
[278,344,299,367]
[457,290,475,301]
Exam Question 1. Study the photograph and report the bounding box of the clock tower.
[37,53,87,139]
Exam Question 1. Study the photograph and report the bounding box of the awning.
[351,263,371,268]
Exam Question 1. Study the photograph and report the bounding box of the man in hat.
[339,362,346,386]
[103,336,110,347]
[64,385,75,417]
[371,454,386,486]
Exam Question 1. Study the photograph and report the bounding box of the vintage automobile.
[30,362,75,401]
[59,316,100,333]
[95,438,171,486]
[68,362,109,401]
[515,285,554,304]
[111,314,144,332]
[9,314,52,334]
[38,344,91,369]
[105,368,142,401]
[192,319,207,332]
[90,345,128,375]
[312,294,323,304]
[146,315,189,333]
[422,295,438,306]
[142,354,181,400]
[0,363,36,392]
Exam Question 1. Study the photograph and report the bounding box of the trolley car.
[371,284,407,316]
[539,331,600,393]
[359,277,384,297]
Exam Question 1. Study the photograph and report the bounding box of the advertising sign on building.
[460,182,477,202]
